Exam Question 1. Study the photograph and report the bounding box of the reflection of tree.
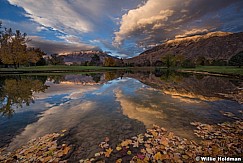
[155,69,184,83]
[126,70,242,103]
[0,77,48,117]
[104,72,117,81]
[91,73,102,83]
[48,75,65,84]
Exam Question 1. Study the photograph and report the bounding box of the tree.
[0,23,46,68]
[104,57,116,67]
[228,51,243,68]
[161,53,174,68]
[196,56,206,66]
[181,59,196,68]
[90,54,101,66]
[25,47,45,66]
[174,54,185,67]
[115,58,124,67]
[0,29,27,68]
[48,54,64,65]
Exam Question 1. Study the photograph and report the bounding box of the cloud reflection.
[115,89,165,128]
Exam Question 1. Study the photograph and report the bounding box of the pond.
[0,70,242,161]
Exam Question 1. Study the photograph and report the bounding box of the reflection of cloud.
[171,95,201,104]
[115,89,165,128]
[35,82,99,100]
[163,90,220,102]
[7,82,101,150]
[8,100,95,151]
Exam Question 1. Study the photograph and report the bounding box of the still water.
[0,70,242,159]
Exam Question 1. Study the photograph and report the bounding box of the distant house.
[65,62,73,66]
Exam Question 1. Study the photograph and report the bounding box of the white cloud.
[114,0,178,45]
[8,0,99,34]
[5,0,243,57]
[7,0,143,36]
[114,0,243,48]
[58,35,82,44]
[175,29,209,38]
[0,19,44,34]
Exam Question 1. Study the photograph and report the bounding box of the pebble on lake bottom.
[0,111,242,162]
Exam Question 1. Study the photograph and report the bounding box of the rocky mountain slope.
[125,32,243,66]
[61,50,118,65]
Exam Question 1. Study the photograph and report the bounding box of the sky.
[0,0,243,58]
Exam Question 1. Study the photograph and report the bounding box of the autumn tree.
[174,54,185,67]
[0,23,45,68]
[104,57,116,67]
[161,53,173,68]
[161,53,185,68]
[0,28,27,68]
[25,48,45,66]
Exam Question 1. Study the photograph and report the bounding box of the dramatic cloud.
[3,0,243,57]
[8,0,95,34]
[114,0,243,48]
[114,0,177,46]
[7,0,142,35]
[27,36,100,54]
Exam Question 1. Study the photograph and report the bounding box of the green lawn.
[1,65,242,76]
[0,65,127,72]
[180,66,243,75]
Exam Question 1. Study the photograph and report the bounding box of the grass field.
[180,66,243,75]
[0,65,127,72]
[0,65,242,76]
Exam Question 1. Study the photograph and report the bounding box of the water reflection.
[0,76,48,117]
[0,72,123,118]
[125,69,243,103]
[0,70,242,161]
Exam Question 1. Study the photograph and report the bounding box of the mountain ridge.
[59,50,119,65]
[125,31,243,66]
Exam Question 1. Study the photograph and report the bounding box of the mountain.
[125,31,243,66]
[60,50,119,65]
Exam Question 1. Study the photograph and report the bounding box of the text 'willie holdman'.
[197,156,242,162]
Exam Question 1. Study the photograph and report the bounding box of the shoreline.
[0,66,242,75]
[178,69,243,79]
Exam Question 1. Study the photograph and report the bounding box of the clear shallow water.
[0,71,242,159]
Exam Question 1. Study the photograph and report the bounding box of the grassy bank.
[0,65,242,76]
[0,65,128,73]
[179,66,243,76]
